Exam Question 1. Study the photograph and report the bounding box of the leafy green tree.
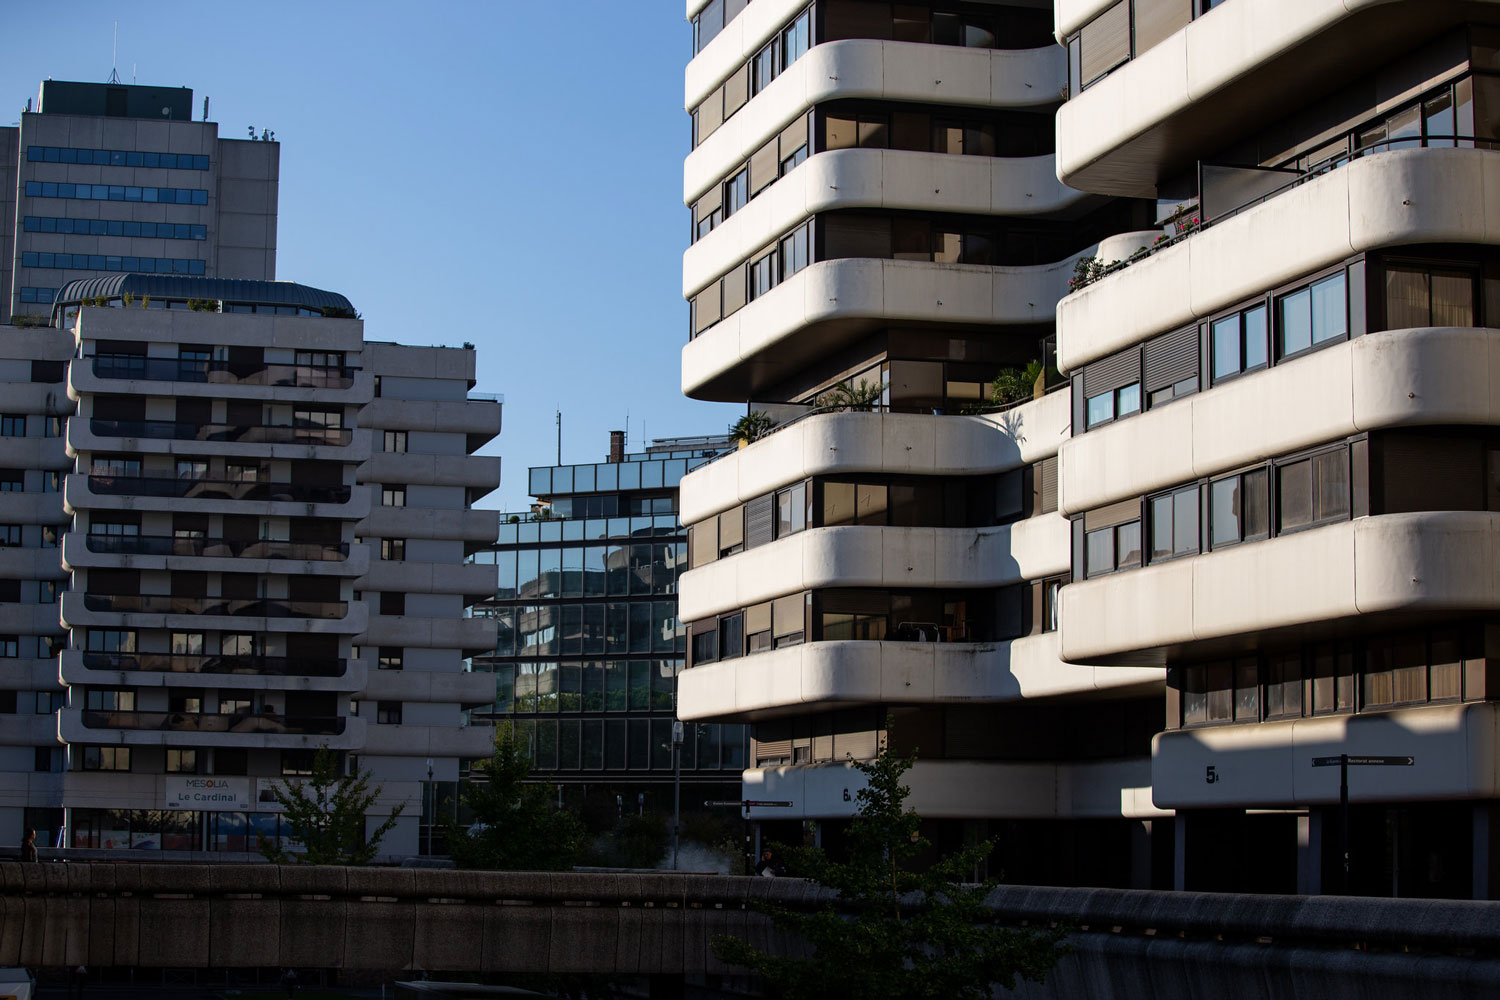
[444,722,584,871]
[714,737,1063,1000]
[258,746,402,865]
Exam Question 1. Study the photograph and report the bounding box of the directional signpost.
[1312,753,1415,893]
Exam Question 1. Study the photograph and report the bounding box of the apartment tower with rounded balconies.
[1054,0,1500,897]
[676,0,1164,885]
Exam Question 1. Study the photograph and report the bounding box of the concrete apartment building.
[674,0,1166,884]
[1,79,278,324]
[1052,2,1500,898]
[470,433,749,831]
[0,76,499,858]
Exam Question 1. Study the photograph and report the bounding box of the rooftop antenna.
[107,22,120,84]
[132,63,136,85]
[625,410,630,450]
[202,96,209,122]
[555,409,562,465]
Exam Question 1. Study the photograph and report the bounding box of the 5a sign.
[1205,765,1220,784]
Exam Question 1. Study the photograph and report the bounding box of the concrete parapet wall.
[2,864,1499,995]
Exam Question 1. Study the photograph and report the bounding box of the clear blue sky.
[3,0,739,512]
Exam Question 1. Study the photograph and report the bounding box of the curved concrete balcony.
[1060,327,1500,514]
[360,453,502,491]
[0,602,63,635]
[687,39,1067,203]
[0,493,64,524]
[63,473,370,522]
[359,723,495,758]
[0,658,64,692]
[59,707,365,750]
[358,397,502,448]
[357,507,500,545]
[685,0,811,107]
[359,669,496,708]
[685,149,1089,298]
[0,437,70,471]
[680,392,1069,525]
[0,714,61,747]
[68,358,374,406]
[356,560,497,601]
[67,419,372,465]
[684,252,1085,401]
[58,590,369,637]
[59,649,366,694]
[0,546,68,580]
[741,756,1162,820]
[1152,701,1500,811]
[358,614,497,655]
[678,633,1162,722]
[1054,0,1472,196]
[678,516,1068,622]
[1061,511,1500,665]
[61,532,369,579]
[0,381,75,416]
[1058,147,1500,372]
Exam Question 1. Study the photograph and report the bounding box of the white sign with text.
[164,776,252,811]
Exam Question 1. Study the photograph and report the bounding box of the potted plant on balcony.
[814,379,884,412]
[730,410,777,448]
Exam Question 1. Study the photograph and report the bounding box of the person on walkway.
[755,849,783,877]
[19,829,36,862]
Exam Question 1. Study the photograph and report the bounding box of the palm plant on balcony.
[729,410,777,448]
[814,379,884,412]
[990,360,1046,406]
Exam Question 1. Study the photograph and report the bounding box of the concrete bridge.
[3,862,1500,998]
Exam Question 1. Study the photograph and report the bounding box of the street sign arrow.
[1312,755,1414,767]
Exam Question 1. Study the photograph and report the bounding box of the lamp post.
[672,721,684,870]
[425,758,433,857]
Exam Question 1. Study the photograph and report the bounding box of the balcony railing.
[82,594,348,619]
[88,419,352,446]
[91,355,357,389]
[84,534,348,561]
[80,709,346,735]
[81,651,346,677]
[86,475,351,504]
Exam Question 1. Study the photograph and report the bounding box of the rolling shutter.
[1082,348,1139,397]
[1144,325,1198,392]
[746,493,775,549]
[1134,0,1191,54]
[1079,1,1130,85]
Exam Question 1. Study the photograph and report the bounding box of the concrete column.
[1474,803,1494,901]
[1173,813,1188,891]
[1297,810,1323,895]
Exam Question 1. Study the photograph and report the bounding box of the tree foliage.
[258,746,402,865]
[714,739,1064,1000]
[444,722,584,871]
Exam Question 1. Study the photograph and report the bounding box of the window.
[692,629,719,665]
[377,647,403,670]
[781,8,811,66]
[35,692,62,714]
[24,216,205,240]
[40,525,61,548]
[1085,518,1141,577]
[0,415,24,437]
[172,632,205,656]
[781,222,809,278]
[1085,383,1140,428]
[1276,449,1349,533]
[0,636,16,658]
[1042,577,1065,632]
[175,459,208,481]
[725,168,748,217]
[1278,271,1347,358]
[383,430,408,453]
[27,145,209,169]
[21,251,206,275]
[382,485,406,507]
[87,629,135,653]
[1149,486,1200,562]
[1385,264,1475,328]
[225,462,261,483]
[43,417,63,438]
[719,613,744,661]
[24,181,207,205]
[38,582,61,605]
[166,749,198,773]
[775,482,807,538]
[82,747,130,771]
[294,407,343,431]
[0,470,23,492]
[380,538,406,560]
[376,702,403,725]
[85,689,135,710]
[1211,303,1269,381]
[1209,468,1269,548]
[1264,653,1302,719]
[0,525,20,547]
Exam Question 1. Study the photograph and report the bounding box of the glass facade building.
[471,436,749,811]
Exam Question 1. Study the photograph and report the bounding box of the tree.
[714,737,1064,1000]
[444,722,584,871]
[258,746,402,865]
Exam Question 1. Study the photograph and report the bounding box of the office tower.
[2,79,278,325]
[675,0,1164,883]
[0,276,499,858]
[1054,2,1500,896]
[471,433,749,840]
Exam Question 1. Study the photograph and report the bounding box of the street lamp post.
[672,721,684,870]
[425,758,434,857]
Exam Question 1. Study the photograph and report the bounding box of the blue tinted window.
[24,146,208,169]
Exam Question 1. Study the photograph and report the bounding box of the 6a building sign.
[164,776,252,811]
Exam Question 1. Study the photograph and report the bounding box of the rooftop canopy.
[53,274,355,323]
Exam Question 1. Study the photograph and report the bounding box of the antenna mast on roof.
[556,409,562,465]
[107,22,120,84]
